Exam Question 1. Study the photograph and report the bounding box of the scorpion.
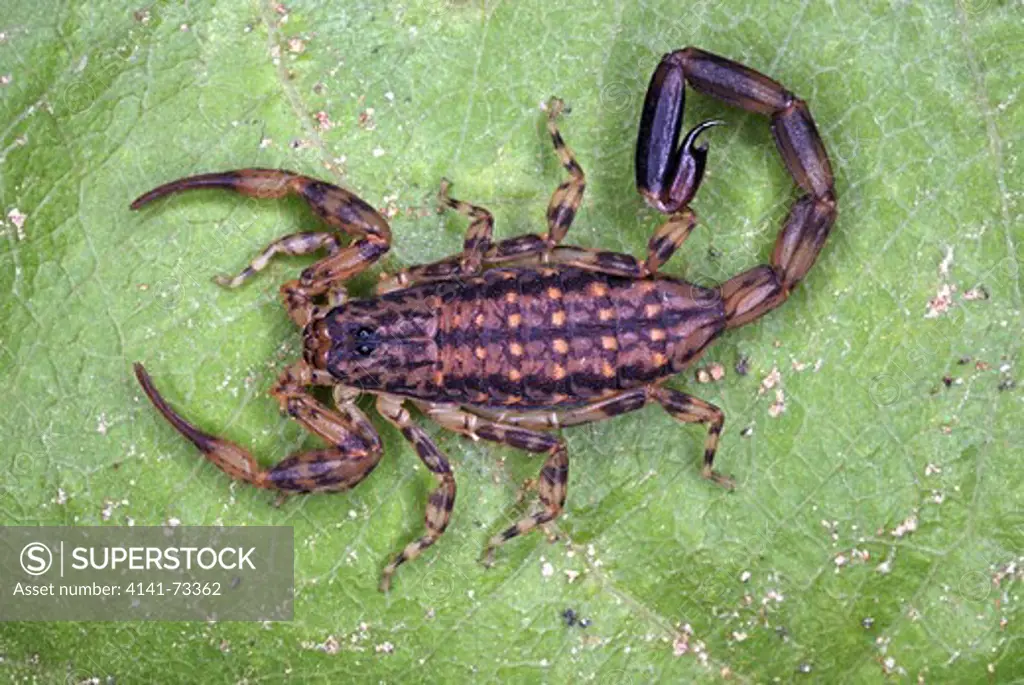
[132,48,836,591]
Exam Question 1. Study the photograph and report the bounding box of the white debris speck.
[179,23,189,32]
[95,413,110,435]
[564,569,580,583]
[0,74,10,86]
[740,570,751,583]
[731,631,748,642]
[931,490,945,504]
[925,463,942,476]
[834,553,848,570]
[375,641,394,654]
[259,136,273,148]
[768,389,787,418]
[759,366,781,394]
[672,633,690,656]
[101,500,114,521]
[372,146,385,158]
[166,517,181,527]
[56,488,68,505]
[7,208,26,240]
[321,635,340,654]
[891,513,918,538]
[963,286,989,301]
[384,91,395,102]
[288,37,306,53]
[925,283,955,318]
[314,110,333,131]
[541,562,554,578]
[938,245,954,279]
[348,509,358,519]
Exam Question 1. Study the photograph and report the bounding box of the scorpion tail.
[133,363,269,488]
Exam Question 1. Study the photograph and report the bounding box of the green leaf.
[1,0,1021,681]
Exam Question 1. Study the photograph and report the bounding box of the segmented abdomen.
[436,266,725,409]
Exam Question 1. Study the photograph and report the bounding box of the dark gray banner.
[0,527,293,621]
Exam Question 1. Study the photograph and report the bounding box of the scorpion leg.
[439,178,495,274]
[131,169,392,326]
[377,180,494,293]
[459,388,733,488]
[133,361,384,494]
[638,48,838,323]
[543,97,586,245]
[375,394,456,592]
[377,98,585,292]
[212,232,340,288]
[652,386,732,488]
[412,402,570,565]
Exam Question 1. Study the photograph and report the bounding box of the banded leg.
[462,388,733,488]
[130,169,392,325]
[644,208,697,275]
[213,232,340,288]
[375,394,456,592]
[439,179,495,274]
[652,386,732,488]
[133,362,384,494]
[461,388,650,430]
[377,98,586,292]
[636,48,838,327]
[414,402,570,565]
[544,97,586,244]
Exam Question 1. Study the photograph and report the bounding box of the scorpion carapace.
[131,48,836,590]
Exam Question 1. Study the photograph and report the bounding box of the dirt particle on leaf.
[759,366,781,394]
[891,513,918,538]
[0,74,10,86]
[963,286,989,301]
[358,108,377,130]
[6,208,26,240]
[541,561,554,577]
[925,283,956,318]
[768,389,786,418]
[375,641,394,654]
[288,37,306,53]
[735,355,749,376]
[314,110,333,132]
[321,635,340,654]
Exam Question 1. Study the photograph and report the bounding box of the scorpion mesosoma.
[132,48,836,591]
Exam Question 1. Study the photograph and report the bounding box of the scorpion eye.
[353,326,376,357]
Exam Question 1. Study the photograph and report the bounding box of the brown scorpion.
[132,48,836,590]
